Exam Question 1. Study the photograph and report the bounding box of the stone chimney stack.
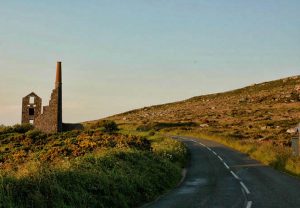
[56,61,63,132]
[55,61,62,88]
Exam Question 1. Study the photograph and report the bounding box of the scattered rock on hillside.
[287,128,297,134]
[261,126,267,130]
[108,75,300,144]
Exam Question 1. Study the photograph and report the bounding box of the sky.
[0,0,299,125]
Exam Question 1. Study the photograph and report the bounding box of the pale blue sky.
[0,0,299,125]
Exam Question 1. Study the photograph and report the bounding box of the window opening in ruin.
[29,108,35,116]
[29,120,34,124]
[29,96,35,104]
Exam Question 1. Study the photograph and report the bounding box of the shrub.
[0,125,6,132]
[0,124,34,135]
[0,148,184,208]
[61,130,82,138]
[285,157,300,176]
[151,137,188,166]
[12,124,34,134]
[102,120,119,133]
[148,130,156,136]
[136,122,198,132]
[25,130,46,142]
[86,120,119,133]
[0,126,188,207]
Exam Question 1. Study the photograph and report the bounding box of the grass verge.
[168,129,300,177]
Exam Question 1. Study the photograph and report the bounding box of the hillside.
[110,76,300,144]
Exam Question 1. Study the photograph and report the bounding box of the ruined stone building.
[22,62,63,133]
[21,93,42,124]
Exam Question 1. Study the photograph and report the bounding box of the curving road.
[144,136,300,208]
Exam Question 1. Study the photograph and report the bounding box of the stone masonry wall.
[35,87,60,133]
[21,93,42,125]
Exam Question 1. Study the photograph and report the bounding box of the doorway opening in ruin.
[29,108,35,116]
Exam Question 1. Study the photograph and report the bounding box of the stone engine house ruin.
[22,62,63,133]
[21,93,42,125]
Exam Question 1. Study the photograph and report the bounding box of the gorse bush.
[86,120,119,133]
[0,124,33,134]
[12,124,34,133]
[0,125,6,132]
[152,136,188,166]
[0,149,182,208]
[0,126,187,207]
[25,129,46,141]
[0,129,152,167]
[102,120,119,133]
[136,122,198,132]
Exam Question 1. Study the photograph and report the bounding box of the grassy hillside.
[110,76,300,144]
[107,76,300,176]
[0,123,187,207]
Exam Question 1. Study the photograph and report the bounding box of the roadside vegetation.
[0,122,187,207]
[172,128,300,177]
[126,121,300,177]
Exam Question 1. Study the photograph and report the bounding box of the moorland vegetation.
[0,122,187,207]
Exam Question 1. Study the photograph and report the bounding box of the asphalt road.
[145,136,300,208]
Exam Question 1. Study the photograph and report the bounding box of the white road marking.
[246,201,252,208]
[240,182,250,194]
[199,143,205,147]
[186,138,253,206]
[191,140,206,147]
[230,171,240,180]
[223,162,230,169]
